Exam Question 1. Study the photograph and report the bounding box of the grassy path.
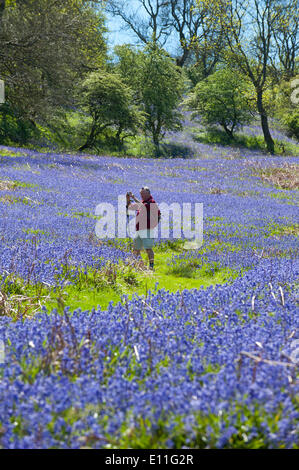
[43,244,239,312]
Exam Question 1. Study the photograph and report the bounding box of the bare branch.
[240,351,298,368]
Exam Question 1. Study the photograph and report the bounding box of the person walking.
[126,187,161,271]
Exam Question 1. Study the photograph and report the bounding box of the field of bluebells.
[0,118,298,448]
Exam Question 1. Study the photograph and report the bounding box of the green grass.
[0,149,24,157]
[3,227,290,319]
[0,178,38,191]
[268,191,298,204]
[13,180,40,189]
[0,239,241,317]
[57,211,100,220]
[40,390,297,449]
[43,245,240,313]
[267,222,299,238]
[22,228,48,236]
[0,194,41,205]
[191,127,299,156]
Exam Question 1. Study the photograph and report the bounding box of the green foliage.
[0,103,39,145]
[138,44,185,153]
[282,110,299,141]
[0,0,107,132]
[186,60,217,87]
[274,78,299,140]
[185,68,254,138]
[31,109,91,151]
[77,71,145,151]
[115,43,185,155]
[101,400,293,449]
[113,44,140,89]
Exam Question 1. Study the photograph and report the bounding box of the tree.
[116,44,185,154]
[0,0,107,128]
[105,0,171,45]
[197,0,294,154]
[272,0,299,80]
[113,44,141,89]
[106,1,225,69]
[140,45,184,152]
[185,67,254,138]
[169,0,225,69]
[78,71,145,151]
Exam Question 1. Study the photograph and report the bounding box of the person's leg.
[145,248,154,270]
[133,235,145,268]
[143,230,155,270]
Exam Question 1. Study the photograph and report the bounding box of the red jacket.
[135,195,161,231]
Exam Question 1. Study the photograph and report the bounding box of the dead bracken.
[258,163,299,190]
[0,179,17,191]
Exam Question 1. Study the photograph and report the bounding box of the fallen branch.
[240,350,297,368]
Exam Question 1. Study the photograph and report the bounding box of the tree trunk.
[223,123,234,140]
[176,47,189,68]
[116,125,123,151]
[79,120,97,151]
[256,89,275,154]
[0,0,5,23]
[153,132,160,156]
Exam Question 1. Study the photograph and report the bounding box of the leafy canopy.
[185,67,254,137]
[78,71,145,149]
[115,43,185,151]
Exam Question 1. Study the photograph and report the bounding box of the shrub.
[0,103,38,145]
[185,68,254,138]
[77,71,145,151]
[115,43,185,155]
